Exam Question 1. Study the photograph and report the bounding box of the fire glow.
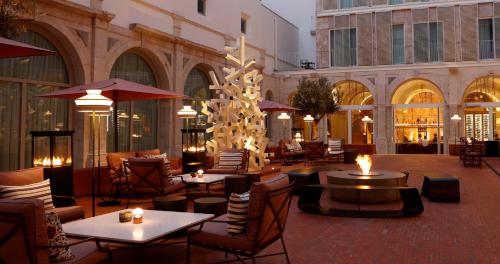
[183,146,206,152]
[355,155,372,175]
[33,156,71,167]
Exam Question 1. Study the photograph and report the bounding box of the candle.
[132,208,143,224]
[197,169,204,178]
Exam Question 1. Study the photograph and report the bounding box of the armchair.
[0,199,107,264]
[187,174,294,263]
[205,149,249,175]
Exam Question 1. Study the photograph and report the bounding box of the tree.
[292,77,339,120]
[0,0,36,38]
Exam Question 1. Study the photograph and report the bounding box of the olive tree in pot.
[291,77,340,142]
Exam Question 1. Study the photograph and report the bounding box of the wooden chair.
[0,199,108,264]
[326,138,344,163]
[124,158,185,208]
[463,142,482,167]
[187,174,295,263]
[303,141,327,164]
[206,149,249,175]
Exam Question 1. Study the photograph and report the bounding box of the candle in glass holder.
[197,169,204,178]
[132,208,143,224]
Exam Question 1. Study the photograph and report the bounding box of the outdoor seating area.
[2,1,500,263]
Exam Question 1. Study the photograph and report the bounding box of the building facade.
[0,0,299,171]
[277,0,500,154]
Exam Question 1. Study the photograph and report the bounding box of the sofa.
[0,199,107,264]
[0,167,84,223]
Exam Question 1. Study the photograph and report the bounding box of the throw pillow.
[46,212,74,262]
[285,143,294,152]
[144,153,173,184]
[292,142,302,151]
[0,179,54,210]
[226,192,250,234]
[218,151,243,169]
[119,158,130,178]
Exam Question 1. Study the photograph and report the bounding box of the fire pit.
[326,155,406,204]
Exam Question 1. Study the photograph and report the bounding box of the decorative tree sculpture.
[202,36,268,171]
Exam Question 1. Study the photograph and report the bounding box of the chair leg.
[186,240,191,264]
[280,237,290,264]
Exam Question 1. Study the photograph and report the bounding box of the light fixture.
[451,114,462,121]
[277,112,290,120]
[177,105,197,119]
[361,116,373,123]
[74,89,112,113]
[303,114,314,122]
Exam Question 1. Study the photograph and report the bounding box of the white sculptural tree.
[202,36,268,171]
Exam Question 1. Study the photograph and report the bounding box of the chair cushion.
[0,167,44,186]
[190,214,253,252]
[218,150,244,169]
[106,152,135,173]
[46,212,74,262]
[0,179,54,210]
[143,153,173,183]
[247,174,289,242]
[227,192,250,234]
[46,206,84,223]
[328,150,344,155]
[328,139,343,151]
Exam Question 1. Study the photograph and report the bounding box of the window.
[340,0,368,9]
[389,0,403,5]
[413,22,443,63]
[330,28,357,67]
[479,19,494,59]
[109,52,158,152]
[0,31,69,171]
[197,0,205,15]
[241,18,247,34]
[184,67,213,129]
[392,25,405,64]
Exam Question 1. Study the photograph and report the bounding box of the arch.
[182,60,223,87]
[391,79,445,104]
[183,63,220,100]
[462,76,500,103]
[22,20,87,85]
[105,45,169,91]
[332,80,374,105]
[265,90,274,100]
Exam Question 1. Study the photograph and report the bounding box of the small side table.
[343,149,359,164]
[194,197,228,217]
[225,175,249,198]
[421,176,460,203]
[287,168,320,195]
[153,196,188,212]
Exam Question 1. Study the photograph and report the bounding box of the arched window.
[184,66,214,128]
[463,76,500,140]
[0,30,70,171]
[109,52,158,151]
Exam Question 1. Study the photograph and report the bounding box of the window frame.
[412,22,443,64]
[478,18,495,60]
[329,28,358,67]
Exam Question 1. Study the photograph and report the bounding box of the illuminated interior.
[328,81,373,144]
[463,76,500,141]
[392,80,444,150]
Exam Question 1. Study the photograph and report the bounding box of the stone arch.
[462,75,500,103]
[182,61,223,88]
[391,78,445,104]
[23,20,87,85]
[105,44,170,90]
[265,90,274,100]
[332,80,375,105]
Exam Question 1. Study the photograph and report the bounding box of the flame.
[356,155,372,175]
[183,146,206,152]
[33,156,69,167]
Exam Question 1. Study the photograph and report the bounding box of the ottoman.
[225,175,249,198]
[153,196,188,212]
[194,197,228,216]
[287,169,320,195]
[421,176,460,203]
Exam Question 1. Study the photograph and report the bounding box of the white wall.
[261,0,316,64]
[70,0,299,74]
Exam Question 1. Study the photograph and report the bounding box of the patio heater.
[451,114,462,154]
[31,130,74,207]
[303,114,314,141]
[361,115,373,144]
[178,106,205,173]
[75,89,113,217]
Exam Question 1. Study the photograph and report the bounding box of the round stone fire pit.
[326,170,406,204]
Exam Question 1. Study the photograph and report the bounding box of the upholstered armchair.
[187,174,294,263]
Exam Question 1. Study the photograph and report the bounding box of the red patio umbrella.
[0,36,55,58]
[38,78,186,151]
[259,100,299,112]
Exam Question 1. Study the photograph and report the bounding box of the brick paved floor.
[76,155,500,264]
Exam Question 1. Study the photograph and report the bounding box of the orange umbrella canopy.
[259,100,299,112]
[0,37,55,58]
[38,78,185,101]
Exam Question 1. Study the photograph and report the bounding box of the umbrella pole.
[113,92,118,152]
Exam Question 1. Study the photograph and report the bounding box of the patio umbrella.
[259,100,299,112]
[0,36,55,58]
[38,78,186,151]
